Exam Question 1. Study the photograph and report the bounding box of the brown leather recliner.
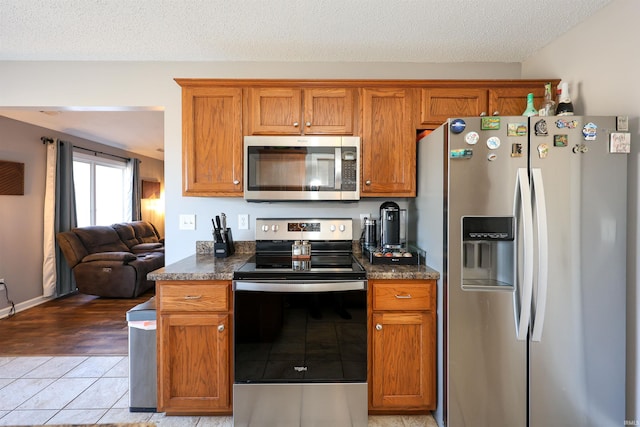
[56,221,164,298]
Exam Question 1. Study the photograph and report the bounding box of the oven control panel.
[255,218,353,241]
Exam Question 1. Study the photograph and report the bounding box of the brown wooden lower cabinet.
[369,279,437,413]
[156,280,232,415]
[156,278,437,415]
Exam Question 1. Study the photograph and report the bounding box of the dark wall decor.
[142,179,161,199]
[0,160,25,195]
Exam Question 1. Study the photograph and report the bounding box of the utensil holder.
[214,228,235,258]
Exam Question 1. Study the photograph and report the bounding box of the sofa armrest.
[131,242,164,253]
[82,251,137,263]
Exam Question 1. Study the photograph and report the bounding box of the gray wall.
[0,116,163,313]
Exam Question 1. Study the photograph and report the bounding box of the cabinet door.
[371,311,435,410]
[303,88,355,134]
[158,313,231,414]
[248,88,302,134]
[361,88,416,197]
[182,86,243,196]
[420,88,488,126]
[489,86,546,116]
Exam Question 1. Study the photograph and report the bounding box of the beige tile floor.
[0,356,437,426]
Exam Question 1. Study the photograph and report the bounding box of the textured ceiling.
[0,0,614,63]
[0,0,614,160]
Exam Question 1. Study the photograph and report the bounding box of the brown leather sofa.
[56,221,164,298]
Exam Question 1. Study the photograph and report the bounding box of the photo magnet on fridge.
[617,116,629,131]
[610,132,631,153]
[481,117,500,130]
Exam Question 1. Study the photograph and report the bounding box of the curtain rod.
[41,136,132,162]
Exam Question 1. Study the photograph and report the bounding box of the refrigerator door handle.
[514,168,534,341]
[531,168,549,342]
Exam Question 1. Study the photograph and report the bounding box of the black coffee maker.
[379,201,401,250]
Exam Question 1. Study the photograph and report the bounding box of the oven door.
[233,280,367,384]
[232,279,368,427]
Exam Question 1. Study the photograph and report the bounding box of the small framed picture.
[610,132,631,153]
[617,116,629,132]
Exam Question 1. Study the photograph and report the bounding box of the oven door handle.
[233,280,367,292]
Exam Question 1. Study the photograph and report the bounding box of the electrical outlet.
[179,214,196,230]
[238,214,249,230]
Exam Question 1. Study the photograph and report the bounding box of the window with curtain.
[73,152,130,226]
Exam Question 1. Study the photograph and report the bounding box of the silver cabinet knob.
[233,180,240,185]
[375,324,382,331]
[306,121,311,127]
[493,111,500,116]
[218,324,225,332]
[365,180,371,186]
[293,122,299,127]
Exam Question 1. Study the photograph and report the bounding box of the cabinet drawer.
[159,282,229,312]
[373,282,434,311]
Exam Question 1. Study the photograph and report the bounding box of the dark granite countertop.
[148,241,440,281]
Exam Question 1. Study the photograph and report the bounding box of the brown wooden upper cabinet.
[361,88,416,198]
[180,85,243,197]
[419,82,554,128]
[248,87,355,135]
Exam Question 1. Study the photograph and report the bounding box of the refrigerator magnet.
[487,153,498,161]
[537,143,549,159]
[534,119,548,136]
[582,122,597,140]
[511,143,523,157]
[617,116,629,131]
[450,119,466,134]
[481,117,500,130]
[450,148,473,159]
[556,119,578,129]
[554,135,568,147]
[507,122,527,136]
[486,136,501,149]
[464,131,479,145]
[610,132,631,153]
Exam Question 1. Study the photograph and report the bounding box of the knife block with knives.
[212,214,235,258]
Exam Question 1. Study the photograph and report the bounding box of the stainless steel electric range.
[232,218,368,427]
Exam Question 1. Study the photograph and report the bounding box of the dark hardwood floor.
[0,289,155,356]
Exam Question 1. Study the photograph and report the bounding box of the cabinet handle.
[365,180,371,186]
[184,295,202,300]
[233,180,240,185]
[493,111,500,116]
[306,121,311,127]
[293,122,299,127]
[395,294,412,299]
[218,324,225,332]
[375,324,382,331]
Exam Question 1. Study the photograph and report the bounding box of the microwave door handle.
[334,147,342,190]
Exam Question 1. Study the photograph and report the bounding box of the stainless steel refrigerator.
[414,116,628,427]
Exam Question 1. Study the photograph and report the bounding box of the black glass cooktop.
[233,253,366,280]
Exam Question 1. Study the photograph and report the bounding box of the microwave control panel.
[341,150,358,191]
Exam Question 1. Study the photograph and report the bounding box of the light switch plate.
[179,214,196,230]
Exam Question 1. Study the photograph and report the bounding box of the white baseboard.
[0,295,53,319]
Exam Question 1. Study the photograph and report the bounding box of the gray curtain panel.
[130,157,142,221]
[53,139,77,296]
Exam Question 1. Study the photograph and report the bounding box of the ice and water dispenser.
[461,216,515,291]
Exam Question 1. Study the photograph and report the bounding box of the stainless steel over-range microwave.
[243,135,360,201]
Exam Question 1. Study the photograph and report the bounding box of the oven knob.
[330,225,336,232]
[261,224,269,232]
[339,224,346,232]
[271,224,279,232]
